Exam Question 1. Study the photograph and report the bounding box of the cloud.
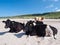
[43,0,59,2]
[56,9,60,11]
[45,4,54,8]
[54,0,59,2]
[53,7,60,12]
[43,0,46,1]
[55,7,58,10]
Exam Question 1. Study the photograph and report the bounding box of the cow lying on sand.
[2,19,58,39]
[24,20,58,39]
[2,19,24,33]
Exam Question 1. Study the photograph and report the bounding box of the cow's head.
[24,20,35,32]
[26,20,35,27]
[2,19,12,28]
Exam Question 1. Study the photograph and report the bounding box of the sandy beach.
[0,19,60,45]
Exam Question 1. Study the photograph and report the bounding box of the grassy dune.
[0,11,60,19]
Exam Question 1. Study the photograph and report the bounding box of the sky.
[0,0,60,17]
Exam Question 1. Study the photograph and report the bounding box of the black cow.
[2,19,24,33]
[24,20,47,37]
[24,20,36,36]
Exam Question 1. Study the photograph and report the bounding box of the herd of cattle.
[2,19,58,39]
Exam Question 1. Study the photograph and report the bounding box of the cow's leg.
[53,35,56,39]
[9,28,16,33]
[9,29,14,33]
[49,25,58,39]
[25,31,30,39]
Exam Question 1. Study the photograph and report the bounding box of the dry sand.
[0,19,60,45]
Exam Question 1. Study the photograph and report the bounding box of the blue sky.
[0,0,60,17]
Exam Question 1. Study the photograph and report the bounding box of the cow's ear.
[2,21,6,23]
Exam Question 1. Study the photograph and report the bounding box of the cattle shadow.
[14,32,25,38]
[0,31,9,35]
